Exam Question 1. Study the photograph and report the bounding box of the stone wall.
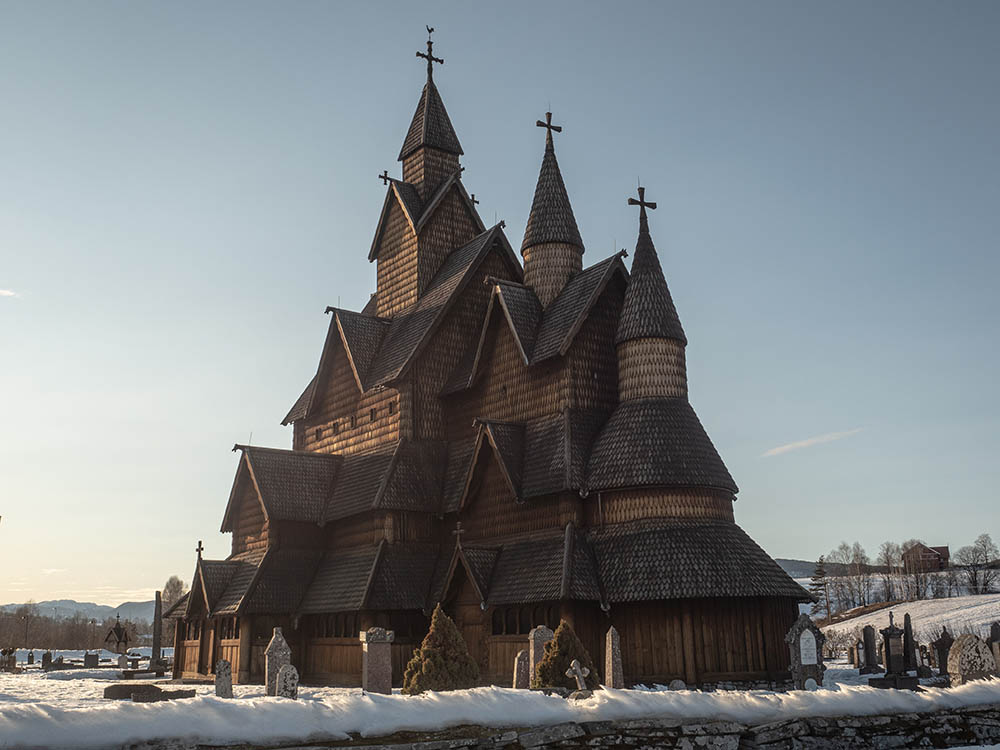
[136,703,1000,750]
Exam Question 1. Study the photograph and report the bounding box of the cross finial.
[535,111,562,147]
[470,193,479,205]
[416,26,444,81]
[196,540,204,559]
[378,170,390,186]
[452,521,465,544]
[627,186,657,222]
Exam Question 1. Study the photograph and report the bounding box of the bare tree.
[877,541,901,601]
[161,575,188,647]
[954,534,999,595]
[901,539,931,600]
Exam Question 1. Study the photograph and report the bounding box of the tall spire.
[616,187,686,345]
[521,112,584,306]
[398,27,463,165]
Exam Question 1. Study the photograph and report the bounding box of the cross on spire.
[535,111,562,147]
[628,186,657,222]
[378,170,390,186]
[196,540,204,559]
[469,193,479,205]
[452,521,465,544]
[416,26,444,81]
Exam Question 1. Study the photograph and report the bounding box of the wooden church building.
[167,33,809,688]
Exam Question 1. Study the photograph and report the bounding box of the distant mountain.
[0,599,155,622]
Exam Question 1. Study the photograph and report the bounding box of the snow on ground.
[1,664,999,749]
[13,648,174,664]
[822,593,1000,641]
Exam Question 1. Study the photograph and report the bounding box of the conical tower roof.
[521,117,583,254]
[616,199,686,345]
[398,79,463,162]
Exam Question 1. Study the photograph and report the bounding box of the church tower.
[521,113,584,307]
[398,31,463,199]
[616,187,688,400]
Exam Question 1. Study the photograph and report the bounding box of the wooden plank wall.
[231,479,269,557]
[585,489,735,526]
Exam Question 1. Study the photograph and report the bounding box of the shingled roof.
[398,80,463,161]
[211,553,265,616]
[366,223,520,387]
[521,125,583,253]
[616,212,686,345]
[521,409,607,499]
[590,519,811,602]
[240,548,323,614]
[329,308,391,391]
[586,397,737,494]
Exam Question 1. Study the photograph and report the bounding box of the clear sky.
[2,1,998,606]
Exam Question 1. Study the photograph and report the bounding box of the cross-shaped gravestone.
[378,170,390,186]
[565,658,590,691]
[416,26,444,81]
[628,186,657,220]
[932,626,954,677]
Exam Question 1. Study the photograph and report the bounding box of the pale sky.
[2,1,998,605]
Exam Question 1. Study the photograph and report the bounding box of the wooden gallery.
[167,35,810,689]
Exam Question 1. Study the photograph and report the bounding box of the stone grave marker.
[27,651,34,665]
[931,626,955,678]
[513,649,529,689]
[869,612,918,690]
[117,654,128,670]
[605,626,624,689]
[784,613,826,690]
[902,613,917,672]
[947,633,998,686]
[990,622,1000,666]
[150,591,163,668]
[41,652,52,669]
[860,625,883,675]
[565,659,592,700]
[215,659,233,698]
[84,652,98,668]
[668,679,686,690]
[276,663,299,699]
[360,627,394,695]
[528,625,554,685]
[265,627,291,697]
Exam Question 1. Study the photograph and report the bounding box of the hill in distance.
[0,599,155,622]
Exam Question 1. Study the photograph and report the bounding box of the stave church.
[167,32,809,688]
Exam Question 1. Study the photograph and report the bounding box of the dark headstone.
[41,652,52,669]
[84,652,99,668]
[27,652,34,665]
[902,614,917,672]
[860,626,883,675]
[151,591,163,667]
[132,689,196,703]
[870,613,918,690]
[104,683,162,700]
[931,627,955,678]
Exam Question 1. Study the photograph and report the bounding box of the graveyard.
[3,3,1000,749]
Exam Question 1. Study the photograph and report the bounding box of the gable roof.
[299,545,381,614]
[220,446,341,531]
[239,548,323,614]
[163,591,189,619]
[282,376,315,425]
[521,409,607,499]
[398,79,463,161]
[616,212,686,345]
[530,252,627,363]
[521,126,583,253]
[586,397,738,494]
[368,174,485,261]
[456,420,525,508]
[366,223,520,387]
[211,552,266,616]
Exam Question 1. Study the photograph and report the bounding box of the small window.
[350,415,357,429]
[388,400,396,416]
[331,421,339,435]
[370,407,377,423]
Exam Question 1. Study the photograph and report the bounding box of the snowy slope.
[822,593,1000,641]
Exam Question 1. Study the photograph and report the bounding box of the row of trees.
[0,575,188,651]
[810,533,999,621]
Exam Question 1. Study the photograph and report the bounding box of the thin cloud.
[0,289,18,298]
[40,569,66,576]
[762,428,863,457]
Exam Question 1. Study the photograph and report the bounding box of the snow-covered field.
[12,647,174,664]
[822,593,1000,641]
[1,661,998,749]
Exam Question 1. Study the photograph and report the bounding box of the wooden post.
[681,601,698,686]
[237,616,252,684]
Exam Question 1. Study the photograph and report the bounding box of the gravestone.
[118,654,128,669]
[990,622,1000,667]
[513,649,529,689]
[359,627,394,695]
[150,591,163,668]
[565,658,592,699]
[84,652,99,668]
[917,645,933,678]
[264,627,291,697]
[41,652,52,669]
[902,614,917,672]
[931,626,955,678]
[784,613,826,689]
[27,651,34,665]
[276,663,299,699]
[668,679,686,690]
[528,625,554,685]
[860,626,883,675]
[215,659,233,698]
[605,626,624,689]
[869,612,918,690]
[947,633,997,686]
